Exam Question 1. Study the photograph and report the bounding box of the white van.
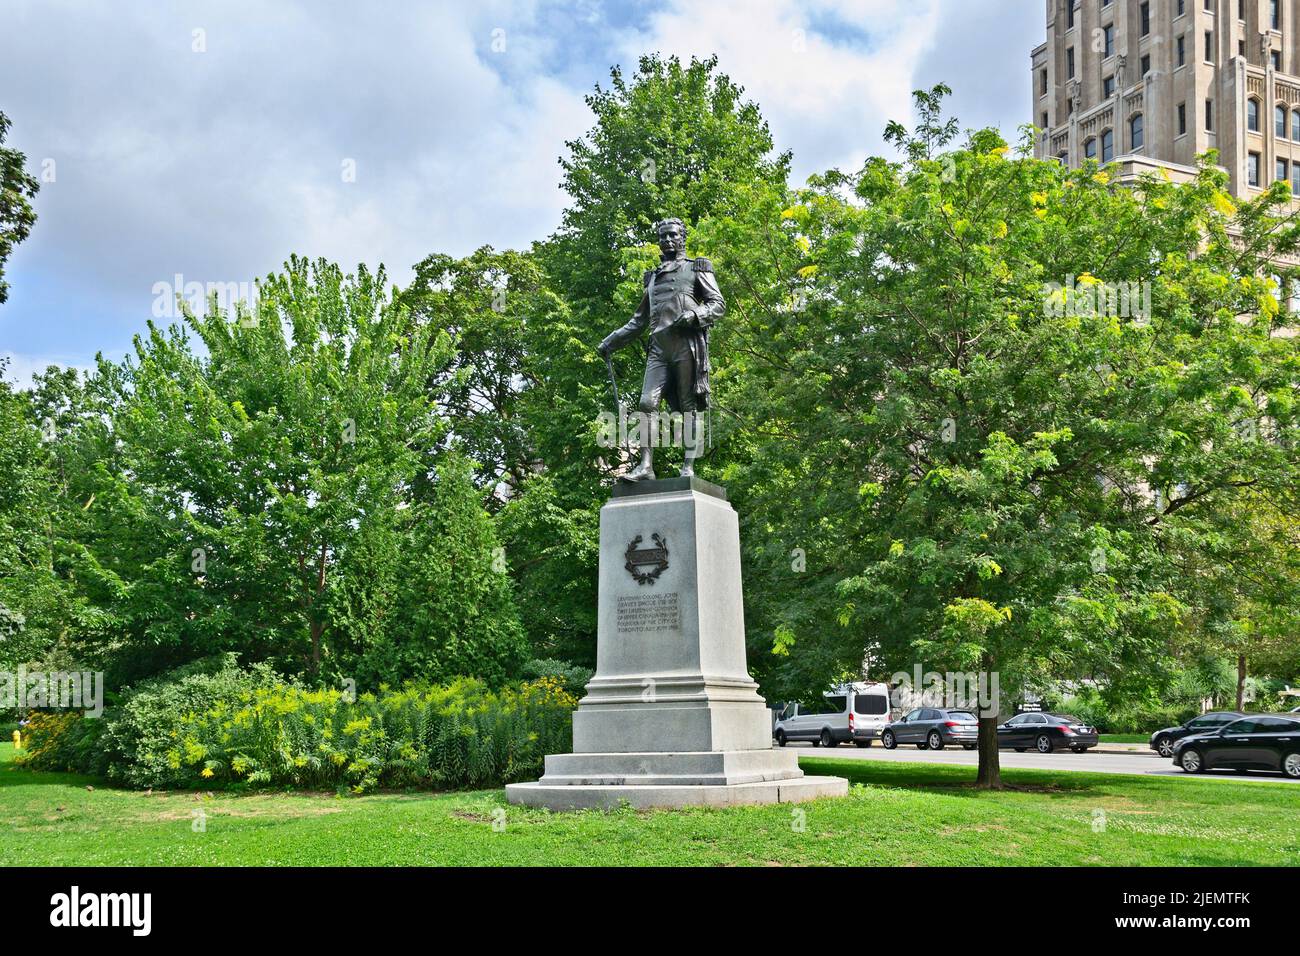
[772,682,892,748]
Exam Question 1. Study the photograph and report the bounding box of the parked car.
[1173,714,1300,778]
[881,708,978,751]
[773,682,891,748]
[1148,711,1244,758]
[997,712,1098,753]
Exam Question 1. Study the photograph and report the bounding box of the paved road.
[788,741,1300,784]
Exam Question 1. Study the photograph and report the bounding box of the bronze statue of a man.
[597,217,725,481]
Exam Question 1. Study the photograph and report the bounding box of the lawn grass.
[1,743,1295,866]
[1099,734,1149,744]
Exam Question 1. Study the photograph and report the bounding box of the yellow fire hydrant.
[11,730,20,751]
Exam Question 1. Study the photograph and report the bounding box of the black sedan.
[1173,715,1300,778]
[1148,711,1244,758]
[997,712,1098,753]
[881,708,979,751]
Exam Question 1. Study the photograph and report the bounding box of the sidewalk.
[1094,741,1158,757]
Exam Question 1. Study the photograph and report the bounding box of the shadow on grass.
[798,755,1111,798]
[0,762,105,790]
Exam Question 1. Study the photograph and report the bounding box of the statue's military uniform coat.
[600,256,725,413]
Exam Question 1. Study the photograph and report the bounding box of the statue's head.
[655,218,686,260]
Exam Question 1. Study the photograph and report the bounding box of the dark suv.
[1149,711,1244,758]
[881,708,979,751]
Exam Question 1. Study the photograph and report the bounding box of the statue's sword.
[603,352,620,410]
[603,352,632,460]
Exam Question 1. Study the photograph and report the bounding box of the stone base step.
[505,774,848,811]
[539,748,801,786]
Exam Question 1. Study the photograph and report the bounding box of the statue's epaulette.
[694,257,714,272]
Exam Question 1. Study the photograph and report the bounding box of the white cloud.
[613,0,944,182]
[0,0,1037,371]
[0,0,592,345]
[0,351,107,389]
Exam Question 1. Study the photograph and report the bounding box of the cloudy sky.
[0,0,1041,385]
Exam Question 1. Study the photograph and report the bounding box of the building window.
[1273,0,1283,30]
[1131,114,1144,149]
[1141,2,1151,35]
[1141,54,1151,76]
[1249,152,1261,187]
[1104,74,1116,97]
[1178,102,1187,135]
[1067,2,1076,29]
[1067,46,1076,77]
[1177,0,1185,16]
[1042,111,1049,129]
[1249,98,1261,132]
[1057,151,1069,164]
[1101,128,1114,162]
[1103,26,1115,58]
[1278,104,1288,137]
[1278,158,1289,183]
[1273,50,1283,70]
[1040,68,1048,95]
[1206,98,1214,131]
[1291,109,1300,139]
[1240,0,1246,19]
[1291,161,1300,193]
[1177,35,1186,66]
[1205,31,1214,63]
[1085,137,1097,159]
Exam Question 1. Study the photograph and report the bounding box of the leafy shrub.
[15,711,106,772]
[521,658,593,695]
[1048,690,1199,735]
[91,655,282,787]
[16,657,578,793]
[171,676,576,793]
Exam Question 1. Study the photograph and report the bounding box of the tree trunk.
[1236,654,1247,712]
[310,619,322,674]
[975,713,1002,789]
[974,652,1002,788]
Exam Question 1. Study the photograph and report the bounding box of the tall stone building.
[1032,0,1300,197]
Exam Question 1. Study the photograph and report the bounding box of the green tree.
[389,56,794,668]
[710,88,1300,787]
[535,53,792,496]
[75,257,524,685]
[495,474,600,667]
[339,452,529,687]
[0,366,58,667]
[1172,490,1300,709]
[399,247,569,503]
[0,359,119,675]
[544,53,789,315]
[0,111,39,304]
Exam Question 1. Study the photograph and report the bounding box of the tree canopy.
[2,75,1297,791]
[0,110,39,305]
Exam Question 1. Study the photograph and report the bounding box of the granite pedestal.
[506,477,847,810]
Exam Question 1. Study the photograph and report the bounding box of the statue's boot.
[679,413,702,478]
[679,449,697,479]
[622,447,656,482]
